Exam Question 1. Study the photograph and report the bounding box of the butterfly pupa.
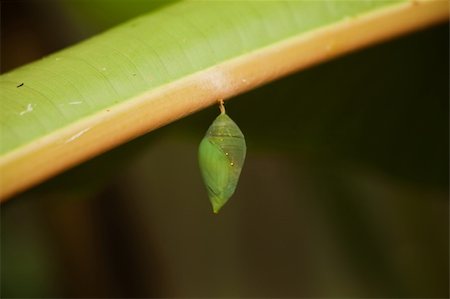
[198,100,246,213]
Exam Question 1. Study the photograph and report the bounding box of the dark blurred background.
[1,0,449,298]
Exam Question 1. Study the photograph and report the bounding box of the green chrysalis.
[198,100,246,213]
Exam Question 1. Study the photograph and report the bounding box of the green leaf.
[0,1,404,154]
[1,0,447,200]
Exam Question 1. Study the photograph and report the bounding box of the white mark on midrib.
[65,127,91,144]
[69,101,82,105]
[241,78,250,85]
[19,103,34,116]
[206,68,232,94]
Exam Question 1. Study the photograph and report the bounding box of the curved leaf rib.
[0,0,448,201]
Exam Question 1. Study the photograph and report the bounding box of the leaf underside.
[0,1,404,155]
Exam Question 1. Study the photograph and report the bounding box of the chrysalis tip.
[212,201,223,214]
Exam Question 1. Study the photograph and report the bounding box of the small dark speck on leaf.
[17,83,24,88]
[106,109,110,112]
[132,73,137,76]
